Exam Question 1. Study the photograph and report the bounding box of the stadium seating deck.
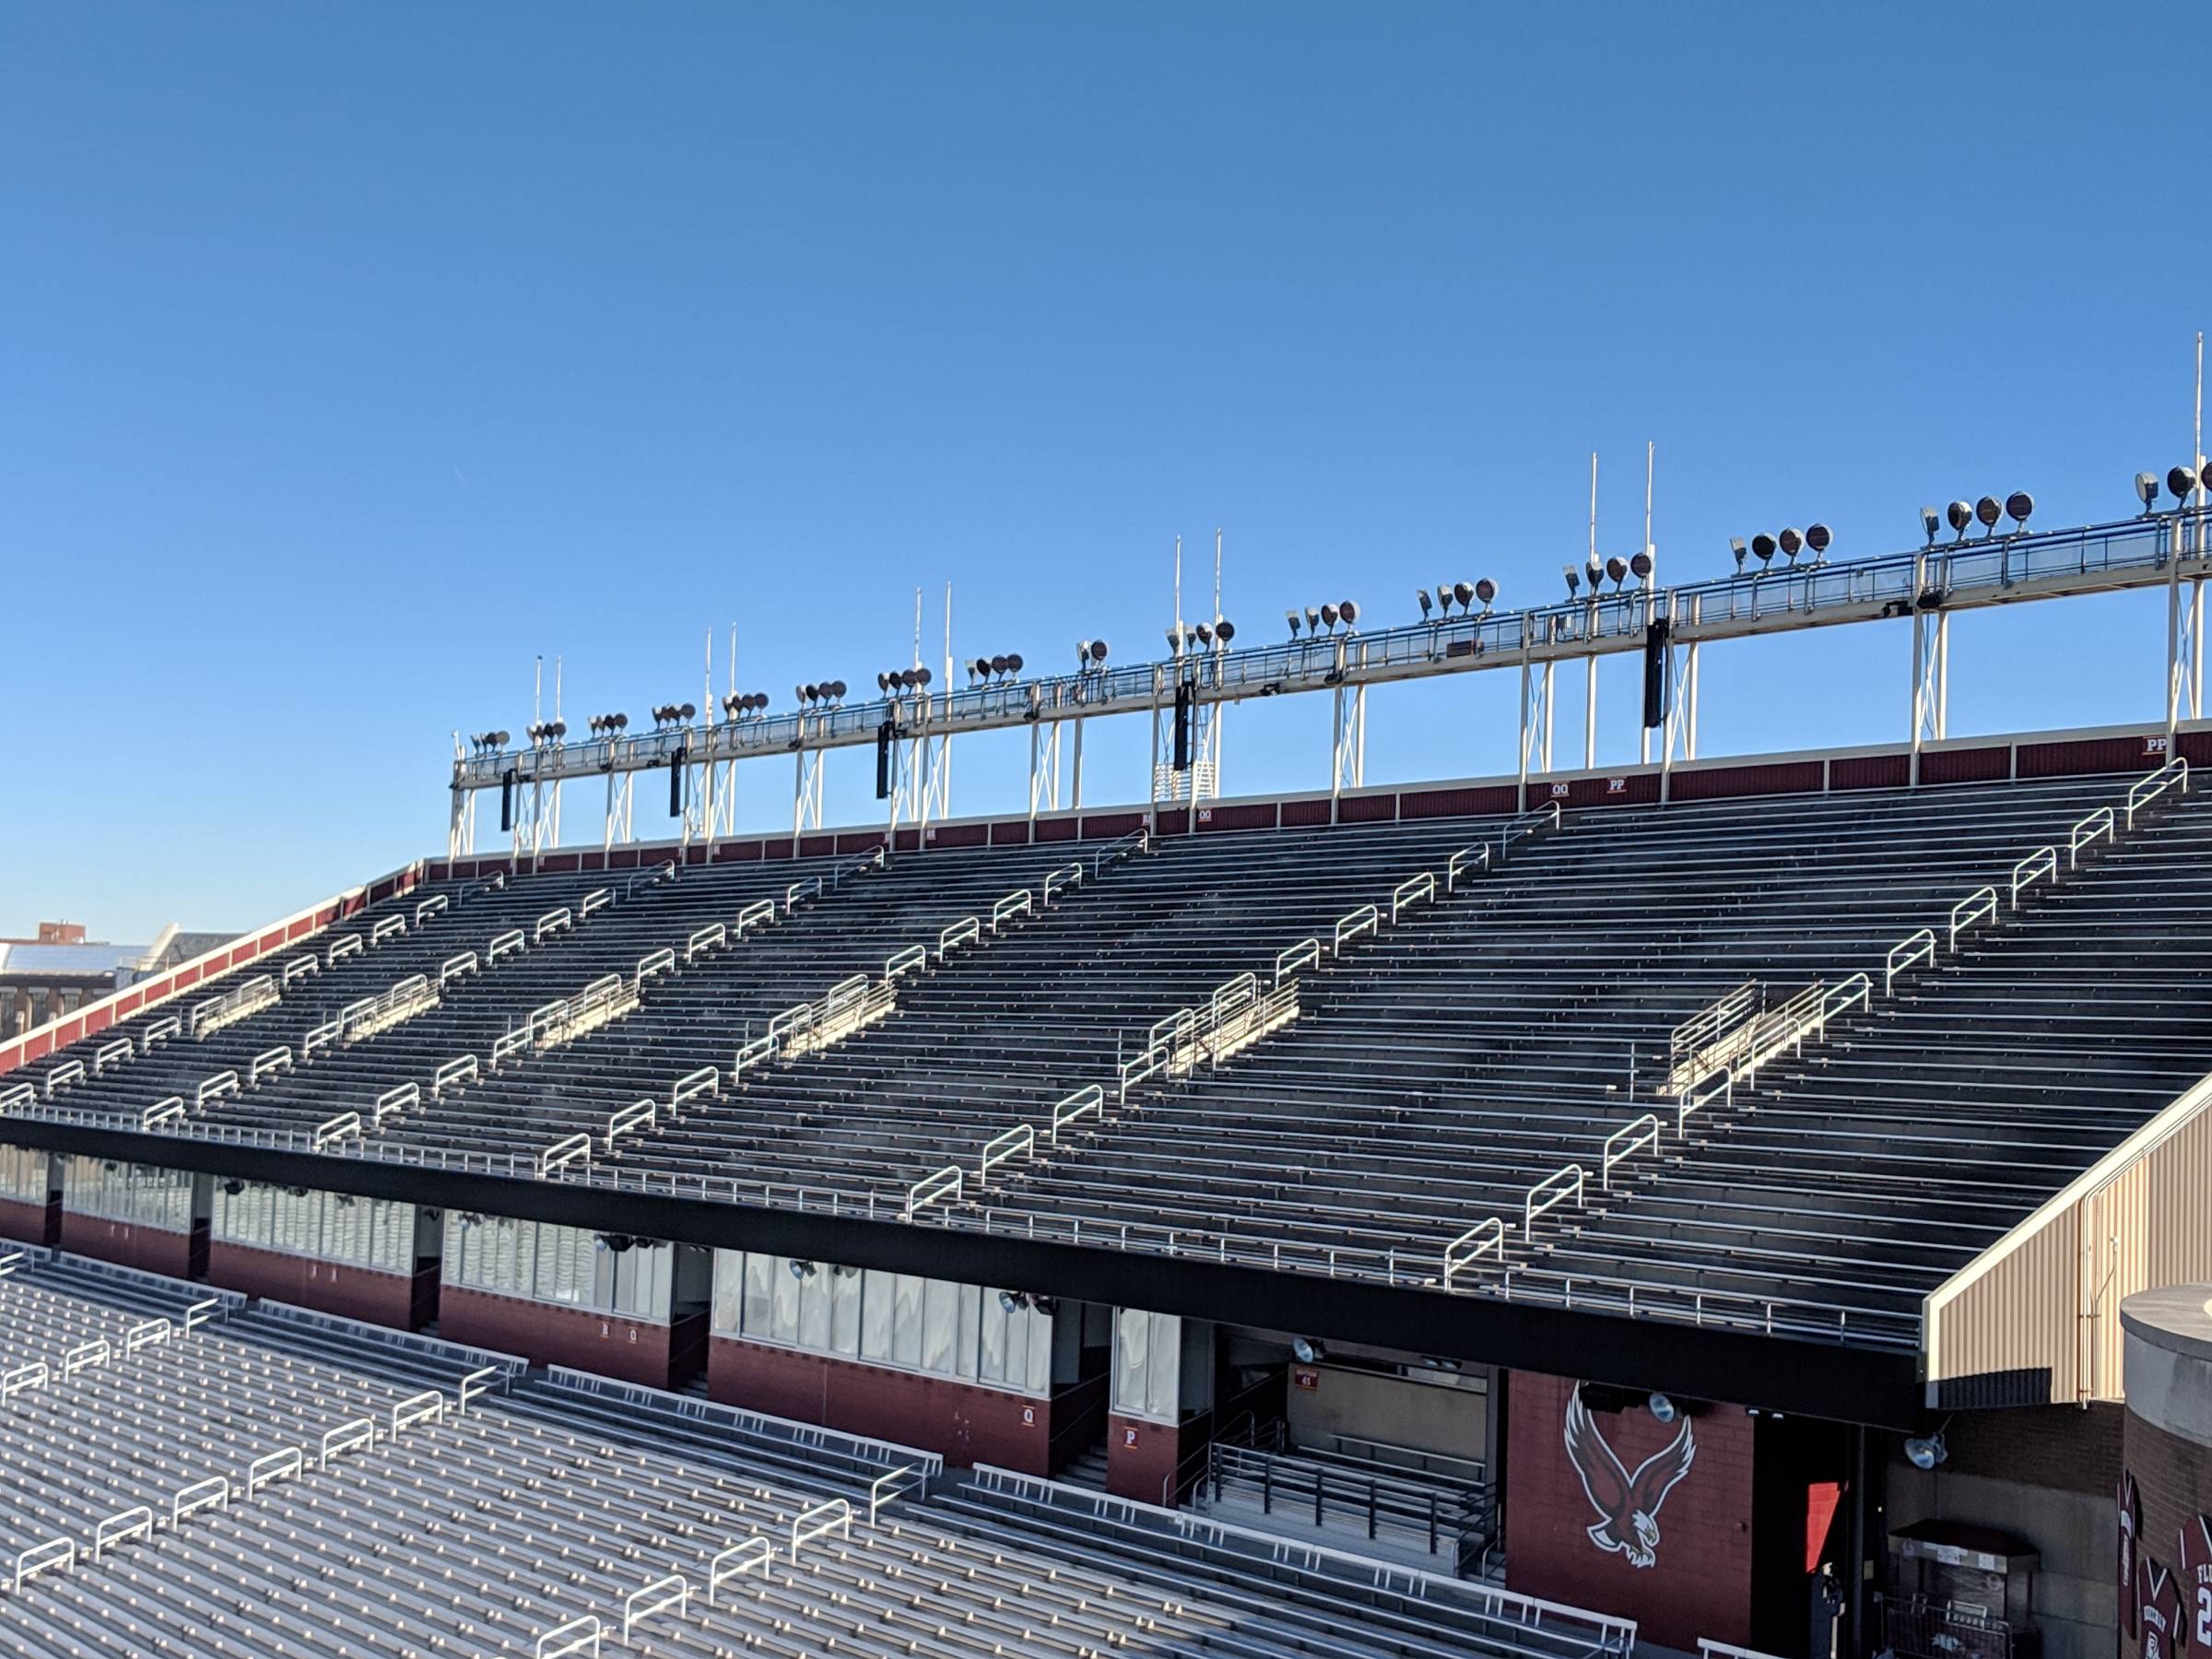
[5,769,2206,1356]
[0,1251,1631,1658]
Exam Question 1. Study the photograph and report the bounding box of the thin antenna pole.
[2195,330,2205,508]
[913,587,924,670]
[554,655,562,723]
[729,624,736,696]
[1585,453,1599,771]
[1173,535,1183,655]
[1213,527,1222,624]
[534,656,542,727]
[703,629,712,723]
[1641,441,1655,765]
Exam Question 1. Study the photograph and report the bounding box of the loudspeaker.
[1172,679,1194,771]
[1641,618,1672,729]
[499,769,515,833]
[876,718,895,800]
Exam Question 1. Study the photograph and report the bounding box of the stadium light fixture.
[1584,555,1604,594]
[1628,553,1652,583]
[1319,603,1339,630]
[2004,492,2034,531]
[996,1288,1026,1313]
[788,1259,818,1281]
[1751,533,1777,571]
[1475,577,1498,611]
[1973,495,2003,537]
[1339,599,1359,628]
[1286,609,1301,639]
[2137,471,2162,512]
[1919,506,1941,546]
[1291,1335,1326,1364]
[1416,588,1432,618]
[1946,500,1973,541]
[1728,538,1747,575]
[1562,564,1582,598]
[2172,465,2203,503]
[1778,527,1803,567]
[1434,582,1452,615]
[1903,1433,1947,1470]
[1647,1393,1677,1424]
[1605,555,1629,590]
[1806,523,1832,561]
[1452,581,1475,612]
[1305,606,1322,634]
[1214,619,1235,644]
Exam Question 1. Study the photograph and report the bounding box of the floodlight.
[1194,622,1213,646]
[996,1288,1025,1313]
[1974,495,2003,535]
[1946,500,1973,539]
[1001,655,1018,677]
[1320,603,1339,629]
[1475,577,1497,608]
[990,653,1008,677]
[788,1259,818,1281]
[1605,556,1628,588]
[1729,537,1747,573]
[1089,639,1110,662]
[1339,599,1359,626]
[1435,583,1452,613]
[2172,465,2202,502]
[2137,471,2162,512]
[1287,609,1301,638]
[1806,523,1832,557]
[1563,564,1582,596]
[1453,581,1475,610]
[1628,552,1652,582]
[1306,606,1322,632]
[1416,588,1432,617]
[1585,556,1604,591]
[828,680,846,700]
[1903,1434,1947,1471]
[1291,1335,1326,1364]
[1751,534,1777,567]
[1920,506,1941,546]
[915,665,932,687]
[1647,1393,1677,1424]
[1214,619,1234,643]
[1778,527,1803,562]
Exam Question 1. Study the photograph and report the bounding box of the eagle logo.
[1563,1391,1697,1569]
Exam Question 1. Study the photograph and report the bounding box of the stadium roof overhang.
[4,1117,1928,1428]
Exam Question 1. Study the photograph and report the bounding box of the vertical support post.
[1909,553,1929,787]
[1934,610,1950,742]
[1071,714,1086,812]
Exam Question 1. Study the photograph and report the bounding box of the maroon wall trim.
[1830,753,1911,792]
[206,1240,430,1330]
[1106,1410,1211,1505]
[0,1195,57,1248]
[1919,746,2010,786]
[58,1214,206,1281]
[439,1285,688,1390]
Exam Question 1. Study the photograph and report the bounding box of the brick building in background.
[0,921,234,1039]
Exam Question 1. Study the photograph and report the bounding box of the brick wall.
[1941,1403,2124,1496]
[1504,1371,1756,1651]
[2124,1411,2212,1657]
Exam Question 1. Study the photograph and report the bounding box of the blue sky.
[3,4,2206,940]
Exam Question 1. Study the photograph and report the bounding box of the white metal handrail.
[61,1340,109,1378]
[319,1417,376,1468]
[736,898,777,934]
[432,1054,479,1098]
[142,1097,186,1130]
[328,935,363,965]
[1884,927,1936,995]
[1948,885,1998,952]
[171,1476,229,1527]
[415,892,449,924]
[1042,862,1084,900]
[142,1014,182,1048]
[886,943,928,980]
[0,1082,29,1115]
[280,957,317,987]
[1,1362,48,1400]
[1273,937,1322,986]
[978,1124,1035,1185]
[1091,824,1150,877]
[535,1614,602,1659]
[488,928,525,963]
[2067,804,2115,866]
[906,1165,963,1218]
[1051,1085,1104,1143]
[991,889,1033,932]
[580,886,613,916]
[1504,799,1562,848]
[1333,903,1381,953]
[458,1366,500,1414]
[196,1070,241,1108]
[767,1003,816,1044]
[785,876,823,912]
[250,1045,293,1085]
[1822,971,1872,1023]
[184,1298,219,1334]
[1601,1114,1661,1191]
[1445,843,1491,891]
[372,1081,418,1126]
[687,923,727,962]
[1677,1070,1731,1135]
[371,914,406,945]
[1209,971,1258,1026]
[938,915,982,956]
[790,1498,852,1559]
[538,1134,593,1177]
[623,1574,691,1642]
[2127,755,2188,828]
[1524,1164,1585,1236]
[533,906,572,943]
[2010,845,2058,906]
[1391,871,1436,923]
[92,1038,131,1077]
[13,1536,73,1592]
[606,1100,656,1151]
[1442,1218,1506,1288]
[1117,1042,1170,1105]
[245,1446,302,1498]
[731,1034,776,1082]
[43,1059,84,1097]
[635,947,677,985]
[92,1505,152,1560]
[708,1537,773,1605]
[868,1465,923,1521]
[312,1112,362,1151]
[392,1389,447,1437]
[671,1065,721,1109]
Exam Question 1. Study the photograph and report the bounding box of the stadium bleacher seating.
[0,1249,1633,1658]
[5,769,2202,1360]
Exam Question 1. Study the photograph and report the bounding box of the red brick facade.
[438,1285,705,1389]
[57,1213,205,1280]
[205,1239,435,1330]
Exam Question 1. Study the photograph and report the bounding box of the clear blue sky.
[4,4,2206,940]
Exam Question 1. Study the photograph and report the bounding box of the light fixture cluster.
[467,730,512,755]
[1166,618,1237,653]
[995,1289,1058,1315]
[648,702,696,730]
[966,654,1025,686]
[1729,525,1831,575]
[1917,495,2031,547]
[1287,600,1359,640]
[1417,580,1496,620]
[585,712,629,736]
[794,681,848,707]
[1073,638,1112,672]
[877,665,935,694]
[1568,550,1658,595]
[720,691,771,719]
[2137,465,2204,512]
[525,719,568,746]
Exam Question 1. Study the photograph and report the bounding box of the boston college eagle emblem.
[1563,1391,1697,1568]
